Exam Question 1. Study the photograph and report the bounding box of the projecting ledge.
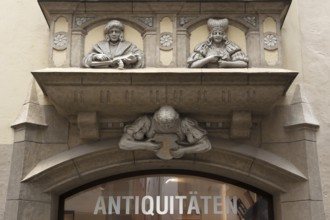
[32,68,298,117]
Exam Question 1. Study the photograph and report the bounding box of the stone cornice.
[32,68,297,118]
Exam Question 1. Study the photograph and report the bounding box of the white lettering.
[187,193,200,214]
[122,196,134,214]
[108,196,121,214]
[93,194,239,216]
[142,196,154,215]
[156,196,168,215]
[226,196,238,215]
[135,196,140,214]
[200,196,211,214]
[213,196,223,214]
[94,196,107,215]
[175,196,187,214]
[169,196,174,214]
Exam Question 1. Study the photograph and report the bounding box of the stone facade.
[1,0,330,220]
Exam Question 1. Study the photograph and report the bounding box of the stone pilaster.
[143,30,157,67]
[246,30,261,67]
[176,29,190,67]
[70,29,87,67]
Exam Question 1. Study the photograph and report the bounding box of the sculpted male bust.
[119,106,211,160]
[187,18,248,68]
[82,20,144,69]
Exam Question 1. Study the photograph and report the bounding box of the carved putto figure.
[82,20,144,69]
[119,106,211,160]
[187,18,248,68]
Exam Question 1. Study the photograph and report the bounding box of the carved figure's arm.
[119,133,162,151]
[189,55,219,68]
[119,116,161,152]
[89,52,141,69]
[171,137,211,158]
[218,41,248,68]
[218,60,248,68]
[171,117,211,158]
[121,53,138,64]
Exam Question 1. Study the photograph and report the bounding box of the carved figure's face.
[107,27,122,43]
[154,106,179,130]
[211,30,225,44]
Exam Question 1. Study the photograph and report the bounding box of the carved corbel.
[230,111,252,139]
[119,106,211,160]
[77,112,99,140]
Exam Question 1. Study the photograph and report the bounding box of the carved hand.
[218,60,230,68]
[93,54,110,61]
[145,139,162,151]
[122,54,137,64]
[207,55,220,63]
[170,148,185,158]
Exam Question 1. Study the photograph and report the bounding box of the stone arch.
[22,138,306,195]
[81,17,147,35]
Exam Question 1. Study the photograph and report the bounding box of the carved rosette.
[160,32,173,51]
[52,32,68,51]
[263,32,278,51]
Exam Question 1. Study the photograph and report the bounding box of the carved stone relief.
[82,20,144,69]
[74,16,95,27]
[241,16,257,27]
[187,18,249,68]
[134,17,154,27]
[52,32,68,51]
[178,16,198,27]
[119,106,211,160]
[263,32,278,51]
[160,32,173,50]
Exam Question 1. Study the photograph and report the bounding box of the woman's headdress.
[207,18,228,32]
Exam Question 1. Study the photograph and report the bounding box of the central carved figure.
[119,106,211,160]
[82,20,144,69]
[187,18,248,68]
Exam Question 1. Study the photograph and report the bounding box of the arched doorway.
[59,170,273,220]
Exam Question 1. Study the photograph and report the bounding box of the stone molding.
[21,137,306,192]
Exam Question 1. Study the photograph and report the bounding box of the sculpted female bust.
[187,18,248,68]
[82,20,144,69]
